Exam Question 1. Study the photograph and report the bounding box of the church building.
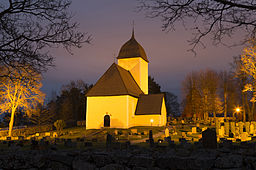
[86,30,167,129]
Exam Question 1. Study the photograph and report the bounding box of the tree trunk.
[250,102,255,121]
[8,109,15,137]
[243,93,247,122]
[224,92,227,119]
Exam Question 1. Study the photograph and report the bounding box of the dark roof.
[117,31,149,62]
[86,63,144,97]
[135,94,164,115]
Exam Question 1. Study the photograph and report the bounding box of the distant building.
[86,30,167,129]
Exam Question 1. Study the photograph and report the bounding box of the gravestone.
[202,128,217,149]
[251,121,256,129]
[245,122,250,133]
[192,127,197,134]
[241,132,250,142]
[149,130,154,147]
[45,132,51,136]
[224,122,229,136]
[165,128,170,137]
[238,122,244,134]
[106,133,112,149]
[235,126,240,137]
[219,126,224,137]
[230,122,235,135]
[181,132,186,138]
[131,129,137,134]
[250,123,255,135]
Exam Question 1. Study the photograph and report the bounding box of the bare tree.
[0,0,91,76]
[240,43,256,121]
[138,0,256,53]
[181,70,223,119]
[0,64,45,136]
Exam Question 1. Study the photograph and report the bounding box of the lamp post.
[150,119,154,126]
[234,107,241,121]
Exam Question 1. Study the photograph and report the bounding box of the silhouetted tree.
[29,104,55,125]
[0,0,91,76]
[48,80,92,123]
[148,76,161,94]
[165,92,180,117]
[148,76,179,116]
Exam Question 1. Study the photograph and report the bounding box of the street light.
[234,106,241,120]
[150,119,154,126]
[235,107,240,112]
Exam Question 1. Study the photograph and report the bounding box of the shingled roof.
[86,63,144,97]
[135,94,164,115]
[117,31,149,62]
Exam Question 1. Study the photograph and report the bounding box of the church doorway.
[104,115,110,127]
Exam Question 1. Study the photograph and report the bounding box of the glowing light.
[236,107,240,112]
[150,119,154,123]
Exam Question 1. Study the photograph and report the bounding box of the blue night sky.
[41,0,243,101]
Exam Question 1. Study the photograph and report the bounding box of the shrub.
[54,120,66,134]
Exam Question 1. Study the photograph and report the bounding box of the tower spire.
[132,20,135,39]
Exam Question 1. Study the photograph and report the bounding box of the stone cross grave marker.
[165,128,170,137]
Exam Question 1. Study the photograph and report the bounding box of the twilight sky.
[41,0,244,101]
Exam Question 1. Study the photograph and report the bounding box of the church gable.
[86,63,143,97]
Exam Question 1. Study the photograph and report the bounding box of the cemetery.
[0,118,255,169]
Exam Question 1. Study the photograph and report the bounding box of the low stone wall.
[1,144,256,170]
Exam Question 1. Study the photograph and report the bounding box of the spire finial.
[132,20,135,39]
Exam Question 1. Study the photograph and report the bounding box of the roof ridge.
[86,63,116,96]
[127,70,144,94]
[115,64,130,94]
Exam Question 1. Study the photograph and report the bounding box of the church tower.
[117,30,149,94]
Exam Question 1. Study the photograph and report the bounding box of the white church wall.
[86,95,130,129]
